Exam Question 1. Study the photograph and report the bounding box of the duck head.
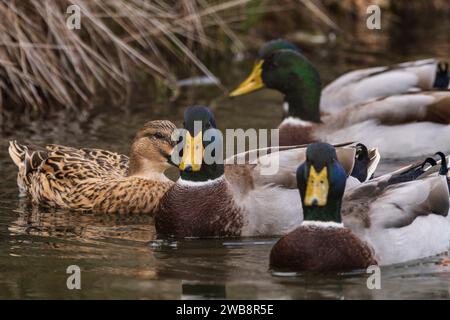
[297,142,347,223]
[230,41,321,123]
[128,120,177,178]
[179,106,224,182]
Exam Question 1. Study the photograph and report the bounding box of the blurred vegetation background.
[0,0,449,124]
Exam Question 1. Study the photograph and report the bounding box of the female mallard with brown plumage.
[270,142,450,272]
[155,106,379,238]
[230,40,450,158]
[8,120,177,214]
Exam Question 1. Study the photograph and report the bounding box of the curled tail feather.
[9,141,28,196]
[8,140,26,168]
[8,141,49,196]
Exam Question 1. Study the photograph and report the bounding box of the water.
[1,13,450,299]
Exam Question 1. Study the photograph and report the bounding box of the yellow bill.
[179,131,203,172]
[229,60,265,97]
[304,166,329,206]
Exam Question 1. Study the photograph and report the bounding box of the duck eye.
[152,133,164,140]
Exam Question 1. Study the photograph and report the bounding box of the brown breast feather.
[156,179,244,238]
[279,122,315,146]
[270,225,377,272]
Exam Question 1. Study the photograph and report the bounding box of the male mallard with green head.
[270,142,450,272]
[230,40,450,158]
[236,39,449,114]
[155,106,378,238]
[8,120,177,214]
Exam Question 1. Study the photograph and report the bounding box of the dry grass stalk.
[0,0,250,113]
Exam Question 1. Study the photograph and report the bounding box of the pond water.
[1,13,450,299]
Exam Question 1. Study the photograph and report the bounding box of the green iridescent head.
[230,48,321,122]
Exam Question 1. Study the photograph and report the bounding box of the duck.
[8,120,177,215]
[234,39,450,115]
[155,106,379,238]
[229,44,450,158]
[269,142,450,272]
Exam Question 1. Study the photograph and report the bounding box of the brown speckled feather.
[46,144,129,176]
[10,142,172,214]
[8,120,177,214]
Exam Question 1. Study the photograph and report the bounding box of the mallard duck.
[229,45,450,158]
[236,39,450,114]
[8,120,177,214]
[155,106,379,238]
[269,142,450,272]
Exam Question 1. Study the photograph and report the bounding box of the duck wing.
[46,144,129,176]
[343,172,449,232]
[224,145,357,191]
[324,91,450,129]
[343,170,450,266]
[321,59,442,114]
